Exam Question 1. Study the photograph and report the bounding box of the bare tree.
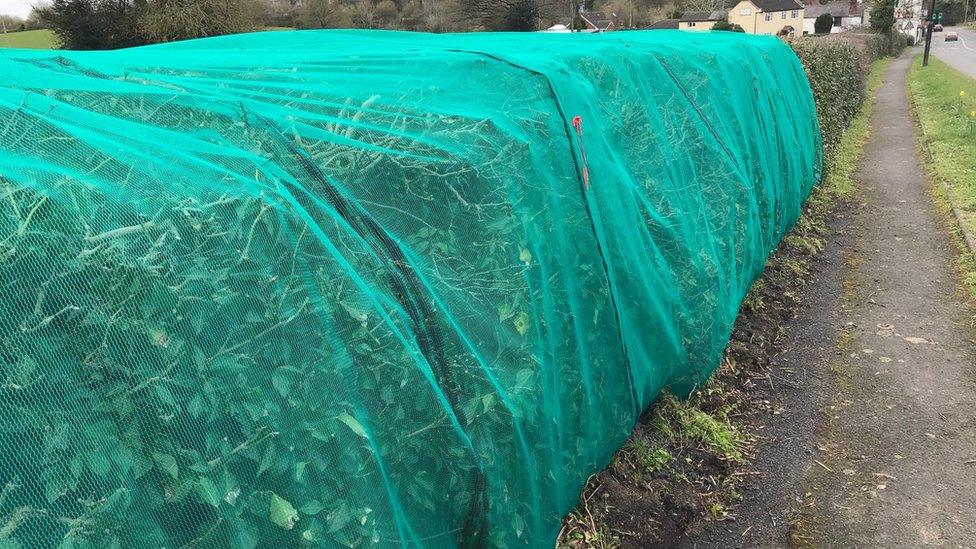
[678,0,723,14]
[139,0,260,42]
[298,0,353,27]
[374,0,398,27]
[351,0,376,27]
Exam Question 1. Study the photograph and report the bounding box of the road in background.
[930,26,976,77]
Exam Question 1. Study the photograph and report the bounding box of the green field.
[0,29,58,49]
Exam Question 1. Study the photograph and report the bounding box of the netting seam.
[443,48,641,420]
[245,110,490,548]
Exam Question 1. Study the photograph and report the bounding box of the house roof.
[579,10,616,30]
[803,1,861,17]
[747,0,804,12]
[679,10,726,21]
[647,18,680,28]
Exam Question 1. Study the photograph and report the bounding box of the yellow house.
[728,0,804,35]
[678,10,726,30]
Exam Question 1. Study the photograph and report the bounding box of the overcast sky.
[1,0,35,18]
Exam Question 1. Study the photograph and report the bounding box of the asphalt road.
[929,26,976,77]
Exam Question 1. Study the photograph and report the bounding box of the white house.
[802,0,864,34]
[544,23,572,32]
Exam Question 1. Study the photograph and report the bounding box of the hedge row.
[791,39,867,158]
[791,29,908,157]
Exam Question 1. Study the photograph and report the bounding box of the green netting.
[0,29,820,548]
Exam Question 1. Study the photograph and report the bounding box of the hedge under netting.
[0,29,820,547]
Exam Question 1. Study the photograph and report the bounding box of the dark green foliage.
[572,11,586,29]
[888,30,906,55]
[814,12,834,34]
[869,0,895,31]
[499,0,540,30]
[36,0,258,49]
[929,0,966,24]
[791,40,866,158]
[712,18,745,32]
[816,31,900,71]
[37,0,146,50]
[463,0,541,31]
[862,32,892,61]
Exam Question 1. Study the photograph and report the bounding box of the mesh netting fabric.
[0,29,820,548]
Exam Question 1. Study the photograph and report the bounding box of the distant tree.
[712,17,744,31]
[38,0,261,48]
[37,0,146,49]
[462,0,553,29]
[23,8,48,30]
[350,0,376,27]
[0,15,24,32]
[869,0,895,31]
[299,0,353,27]
[257,0,298,27]
[679,0,722,14]
[139,0,260,42]
[932,0,966,24]
[814,11,833,33]
[399,0,425,28]
[499,0,539,29]
[571,10,586,28]
[372,0,398,27]
[419,0,467,31]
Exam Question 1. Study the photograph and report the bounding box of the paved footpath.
[800,52,976,548]
[676,53,976,548]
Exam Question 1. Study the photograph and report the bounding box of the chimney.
[849,0,857,15]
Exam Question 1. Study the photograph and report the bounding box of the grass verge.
[0,29,58,49]
[908,55,976,302]
[557,56,893,548]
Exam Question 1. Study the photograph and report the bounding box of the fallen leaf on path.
[879,357,892,363]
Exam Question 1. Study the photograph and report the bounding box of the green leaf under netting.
[269,493,300,531]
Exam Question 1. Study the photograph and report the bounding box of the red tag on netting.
[571,116,590,190]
